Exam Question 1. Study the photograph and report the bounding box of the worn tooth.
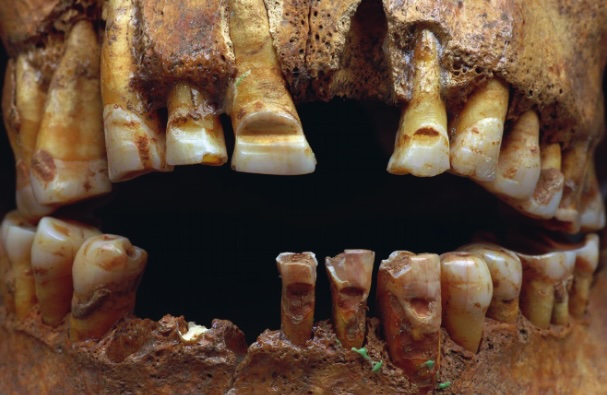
[555,140,590,230]
[376,251,441,386]
[450,79,509,182]
[69,235,147,341]
[387,30,449,177]
[459,244,522,323]
[440,252,493,353]
[570,234,600,318]
[166,82,228,166]
[579,163,606,232]
[31,217,101,327]
[325,249,374,349]
[2,222,37,318]
[227,0,316,175]
[0,211,31,314]
[101,0,172,182]
[276,252,317,345]
[30,21,112,205]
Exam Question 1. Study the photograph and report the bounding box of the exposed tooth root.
[579,163,606,232]
[440,252,493,353]
[2,221,37,318]
[450,79,509,182]
[276,252,318,345]
[555,141,590,230]
[228,0,315,175]
[569,234,599,318]
[0,211,32,314]
[69,235,147,341]
[387,30,449,177]
[31,217,101,327]
[166,82,228,166]
[325,249,374,349]
[377,251,441,386]
[101,0,172,182]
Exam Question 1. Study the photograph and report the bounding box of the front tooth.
[2,223,37,318]
[227,0,316,175]
[579,163,606,232]
[31,217,101,327]
[276,252,318,345]
[555,140,590,230]
[387,30,449,177]
[0,211,31,314]
[376,251,441,387]
[450,79,509,182]
[440,252,493,353]
[70,235,147,341]
[325,249,374,349]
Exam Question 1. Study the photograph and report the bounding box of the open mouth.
[1,0,606,393]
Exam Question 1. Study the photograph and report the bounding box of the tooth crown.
[325,249,374,295]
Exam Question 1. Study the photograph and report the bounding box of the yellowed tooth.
[555,140,590,229]
[2,222,37,318]
[0,211,31,314]
[579,164,606,232]
[387,30,449,177]
[440,252,493,353]
[570,234,600,318]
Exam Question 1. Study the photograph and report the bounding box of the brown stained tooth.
[325,249,374,349]
[0,211,31,314]
[276,252,318,346]
[69,235,147,341]
[555,140,591,230]
[376,251,441,386]
[579,163,606,232]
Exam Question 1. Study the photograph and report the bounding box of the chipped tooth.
[325,249,374,349]
[450,79,509,182]
[440,252,493,353]
[376,251,441,386]
[70,235,147,341]
[276,252,318,345]
[228,0,316,175]
[387,30,449,177]
[555,140,590,229]
[579,163,606,232]
[178,321,209,343]
[31,217,101,327]
[2,223,37,318]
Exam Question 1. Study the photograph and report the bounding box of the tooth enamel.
[387,30,449,177]
[31,217,101,327]
[450,79,509,182]
[325,249,374,349]
[69,234,147,341]
[459,244,522,324]
[178,321,209,343]
[228,0,316,175]
[276,252,318,345]
[101,0,172,182]
[2,222,37,318]
[570,234,600,318]
[555,141,590,229]
[579,163,606,232]
[376,251,441,386]
[440,252,493,353]
[0,211,31,314]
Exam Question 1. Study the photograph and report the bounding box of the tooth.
[387,30,449,177]
[166,82,228,166]
[440,252,493,353]
[276,252,317,345]
[30,20,112,205]
[324,249,374,349]
[579,163,606,232]
[555,140,590,229]
[31,217,101,327]
[2,222,37,318]
[0,211,31,314]
[570,234,600,318]
[69,234,147,341]
[101,0,172,182]
[450,79,509,182]
[458,244,522,324]
[227,0,316,175]
[376,251,441,386]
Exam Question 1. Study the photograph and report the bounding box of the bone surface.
[2,222,37,318]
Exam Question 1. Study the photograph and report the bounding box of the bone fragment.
[555,140,591,230]
[0,211,31,314]
[579,164,606,232]
[2,222,37,318]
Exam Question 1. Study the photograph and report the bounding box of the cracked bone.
[579,163,606,232]
[276,252,317,345]
[324,249,374,349]
[376,251,441,387]
[70,234,148,341]
[387,30,449,177]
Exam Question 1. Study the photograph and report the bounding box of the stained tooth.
[570,234,600,318]
[2,222,37,318]
[30,20,112,205]
[276,252,317,345]
[0,211,31,314]
[325,249,374,349]
[555,140,590,229]
[227,0,316,175]
[387,30,449,177]
[31,217,101,327]
[440,252,493,353]
[450,79,509,182]
[579,163,606,232]
[376,251,441,386]
[101,0,172,182]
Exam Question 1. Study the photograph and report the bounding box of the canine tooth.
[579,164,606,232]
[376,251,441,386]
[228,0,316,175]
[70,235,147,341]
[440,252,493,353]
[101,0,172,182]
[387,30,449,177]
[450,79,509,182]
[31,217,100,327]
[166,82,228,166]
[555,141,590,229]
[31,21,111,205]
[276,252,317,345]
[2,223,37,318]
[325,249,374,349]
